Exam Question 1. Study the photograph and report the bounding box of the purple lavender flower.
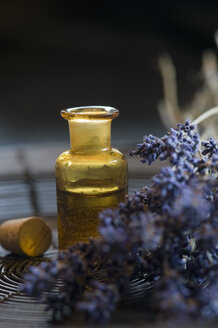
[176,120,196,135]
[99,194,161,252]
[171,182,212,231]
[129,135,165,165]
[76,281,119,323]
[198,280,218,321]
[21,261,58,297]
[129,120,200,167]
[202,138,218,158]
[145,166,190,214]
[154,271,196,321]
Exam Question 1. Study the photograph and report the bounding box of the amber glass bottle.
[56,106,128,249]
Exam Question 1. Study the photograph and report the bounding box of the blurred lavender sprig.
[76,281,119,323]
[129,120,200,167]
[21,120,218,324]
[201,138,218,158]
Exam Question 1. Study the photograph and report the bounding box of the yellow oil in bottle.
[57,188,126,249]
[56,106,128,250]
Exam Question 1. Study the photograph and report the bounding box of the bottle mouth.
[61,106,119,120]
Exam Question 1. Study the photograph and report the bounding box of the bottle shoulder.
[55,147,128,195]
[56,149,71,161]
[56,148,127,167]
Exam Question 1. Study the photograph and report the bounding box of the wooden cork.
[0,217,52,256]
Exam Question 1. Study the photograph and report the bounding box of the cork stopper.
[0,217,52,256]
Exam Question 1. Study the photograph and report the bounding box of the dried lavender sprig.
[201,138,218,158]
[129,120,200,167]
[22,261,58,298]
[154,271,198,321]
[22,248,90,318]
[144,166,191,214]
[76,281,119,323]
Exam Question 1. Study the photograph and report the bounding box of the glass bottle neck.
[68,119,112,153]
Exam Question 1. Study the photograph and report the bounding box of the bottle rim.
[61,106,119,120]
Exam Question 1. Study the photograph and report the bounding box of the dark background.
[0,0,218,146]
